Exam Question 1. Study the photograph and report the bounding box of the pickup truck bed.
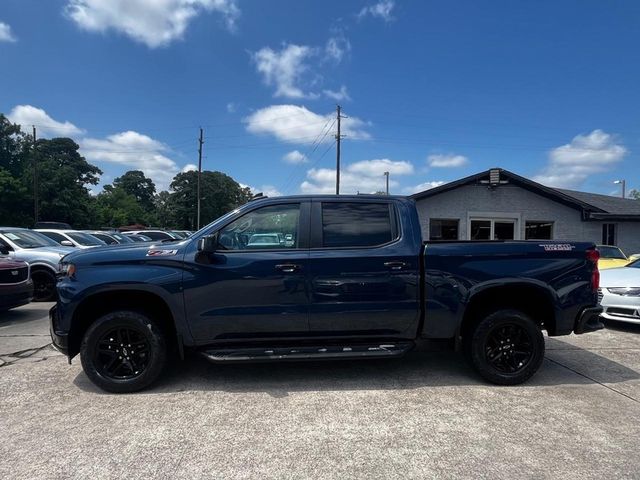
[50,195,602,393]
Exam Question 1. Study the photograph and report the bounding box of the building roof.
[410,168,640,220]
[556,189,640,217]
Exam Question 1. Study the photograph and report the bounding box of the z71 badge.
[146,249,178,257]
[539,244,575,251]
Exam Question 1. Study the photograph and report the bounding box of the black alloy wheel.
[94,327,151,380]
[31,269,56,302]
[484,323,533,374]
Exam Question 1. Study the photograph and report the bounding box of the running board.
[199,342,414,363]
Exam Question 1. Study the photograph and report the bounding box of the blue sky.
[1,0,639,196]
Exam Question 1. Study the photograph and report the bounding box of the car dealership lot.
[1,303,639,479]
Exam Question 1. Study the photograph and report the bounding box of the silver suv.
[0,228,74,301]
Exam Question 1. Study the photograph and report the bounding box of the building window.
[525,221,553,240]
[602,224,616,246]
[321,202,395,248]
[470,219,516,240]
[429,219,459,240]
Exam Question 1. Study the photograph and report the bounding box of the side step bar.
[200,342,414,363]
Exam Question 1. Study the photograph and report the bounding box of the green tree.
[170,170,252,229]
[0,168,31,226]
[154,190,175,228]
[113,170,156,211]
[94,185,148,228]
[35,137,102,228]
[629,189,640,200]
[0,114,28,176]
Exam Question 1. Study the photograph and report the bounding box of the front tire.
[465,309,545,385]
[80,311,167,393]
[31,269,56,302]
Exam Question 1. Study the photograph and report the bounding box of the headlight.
[59,262,76,278]
[607,287,640,296]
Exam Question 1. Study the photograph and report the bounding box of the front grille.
[597,288,604,304]
[0,266,28,284]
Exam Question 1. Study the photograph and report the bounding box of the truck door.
[307,199,420,339]
[183,201,311,342]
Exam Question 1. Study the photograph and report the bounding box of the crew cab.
[50,195,603,393]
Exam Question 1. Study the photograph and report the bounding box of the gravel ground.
[1,303,639,479]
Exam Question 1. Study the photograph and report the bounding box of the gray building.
[410,168,640,255]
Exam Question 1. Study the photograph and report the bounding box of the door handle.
[384,261,407,270]
[275,263,302,273]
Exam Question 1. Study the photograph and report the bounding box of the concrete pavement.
[0,303,639,479]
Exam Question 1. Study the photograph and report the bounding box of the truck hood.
[600,267,640,288]
[64,240,188,265]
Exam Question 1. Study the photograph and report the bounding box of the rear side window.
[321,202,395,248]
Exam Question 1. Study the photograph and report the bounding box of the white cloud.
[182,163,198,172]
[427,153,468,168]
[65,0,240,48]
[300,158,413,194]
[533,129,627,188]
[0,22,17,42]
[283,150,308,164]
[357,1,395,21]
[226,102,236,113]
[252,30,351,99]
[323,85,351,101]
[81,131,179,190]
[7,105,85,137]
[325,33,351,63]
[244,104,370,144]
[252,44,317,99]
[402,181,445,195]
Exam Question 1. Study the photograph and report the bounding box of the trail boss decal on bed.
[146,249,178,257]
[539,244,576,251]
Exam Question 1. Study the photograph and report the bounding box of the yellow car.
[597,245,630,270]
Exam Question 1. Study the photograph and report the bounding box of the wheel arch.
[68,288,183,359]
[459,282,558,342]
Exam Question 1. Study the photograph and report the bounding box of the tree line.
[0,114,253,230]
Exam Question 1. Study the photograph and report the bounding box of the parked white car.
[35,229,106,249]
[599,261,640,325]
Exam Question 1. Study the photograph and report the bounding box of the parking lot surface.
[1,303,639,479]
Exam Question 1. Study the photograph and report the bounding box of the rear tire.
[80,310,167,393]
[465,309,545,385]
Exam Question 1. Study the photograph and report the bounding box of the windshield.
[598,246,627,259]
[67,232,106,246]
[110,233,133,243]
[0,230,60,248]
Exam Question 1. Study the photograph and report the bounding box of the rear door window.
[321,202,395,248]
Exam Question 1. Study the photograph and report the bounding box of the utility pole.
[335,105,342,195]
[197,127,204,229]
[384,171,389,195]
[32,126,38,224]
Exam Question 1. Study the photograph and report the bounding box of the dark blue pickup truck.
[50,195,603,392]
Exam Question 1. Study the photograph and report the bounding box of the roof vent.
[489,169,500,186]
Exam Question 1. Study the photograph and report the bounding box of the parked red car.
[0,258,33,312]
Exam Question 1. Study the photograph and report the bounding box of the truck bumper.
[573,306,604,334]
[49,305,70,359]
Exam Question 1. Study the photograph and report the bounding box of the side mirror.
[197,232,219,253]
[60,240,74,247]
